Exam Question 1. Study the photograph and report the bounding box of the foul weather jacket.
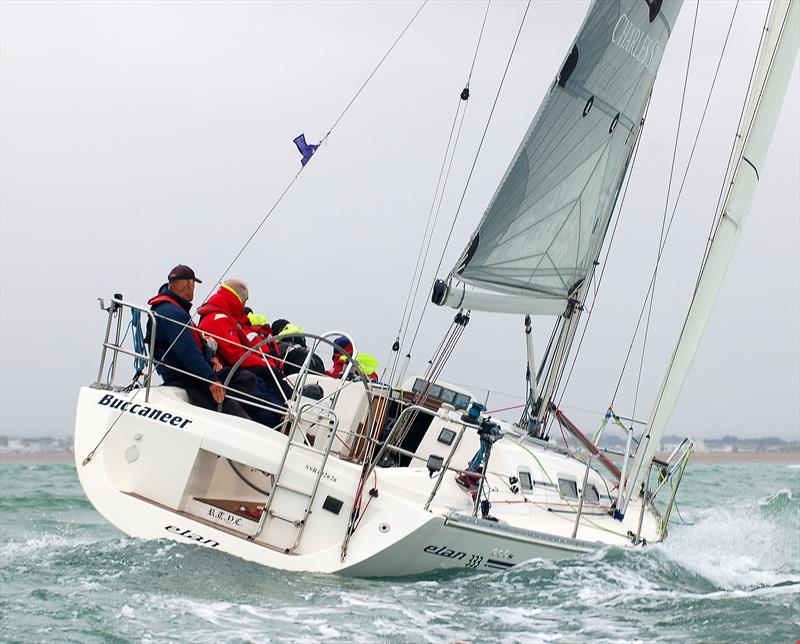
[197,286,267,370]
[147,286,218,385]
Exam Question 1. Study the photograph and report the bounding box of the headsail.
[619,0,800,514]
[433,0,683,315]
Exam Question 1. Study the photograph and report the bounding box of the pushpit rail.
[94,296,371,434]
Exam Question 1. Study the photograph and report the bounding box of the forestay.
[620,0,800,514]
[434,0,683,315]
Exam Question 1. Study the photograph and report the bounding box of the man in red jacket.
[197,280,285,427]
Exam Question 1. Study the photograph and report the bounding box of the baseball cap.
[168,264,202,283]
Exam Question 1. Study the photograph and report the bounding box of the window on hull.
[558,478,578,499]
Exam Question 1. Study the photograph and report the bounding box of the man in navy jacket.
[147,264,259,421]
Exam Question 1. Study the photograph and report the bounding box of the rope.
[407,0,533,356]
[131,309,146,376]
[392,313,469,447]
[505,437,631,539]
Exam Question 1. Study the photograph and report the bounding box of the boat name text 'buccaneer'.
[97,394,193,428]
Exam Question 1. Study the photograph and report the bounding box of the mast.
[620,0,800,515]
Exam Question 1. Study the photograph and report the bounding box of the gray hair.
[224,279,249,303]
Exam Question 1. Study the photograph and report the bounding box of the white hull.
[75,383,663,577]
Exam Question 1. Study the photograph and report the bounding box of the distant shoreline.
[679,452,799,463]
[0,452,74,462]
[1,451,798,464]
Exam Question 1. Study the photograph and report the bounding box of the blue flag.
[293,133,318,167]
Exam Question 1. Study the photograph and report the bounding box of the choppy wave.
[661,492,799,590]
[1,461,798,643]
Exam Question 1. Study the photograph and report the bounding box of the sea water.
[0,460,797,643]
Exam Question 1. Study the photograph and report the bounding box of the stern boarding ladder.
[249,401,344,553]
[234,330,376,555]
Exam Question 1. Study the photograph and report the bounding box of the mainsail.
[433,0,683,315]
[619,0,799,514]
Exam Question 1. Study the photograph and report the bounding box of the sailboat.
[74,0,798,577]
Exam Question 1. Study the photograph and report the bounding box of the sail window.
[583,96,594,117]
[647,0,663,23]
[609,113,620,134]
[558,478,578,499]
[438,0,681,312]
[558,45,579,87]
[518,468,533,492]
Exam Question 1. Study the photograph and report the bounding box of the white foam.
[758,488,795,504]
[661,503,800,589]
[0,534,98,560]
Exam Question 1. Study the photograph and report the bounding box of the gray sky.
[1,0,798,440]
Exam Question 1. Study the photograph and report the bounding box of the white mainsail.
[433,0,683,315]
[620,0,800,514]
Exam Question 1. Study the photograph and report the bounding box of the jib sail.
[433,0,683,315]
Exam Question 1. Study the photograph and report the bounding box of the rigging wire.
[609,0,740,408]
[406,0,533,355]
[629,2,789,444]
[81,4,428,464]
[396,99,469,353]
[400,101,471,353]
[391,96,465,376]
[630,0,700,423]
[467,1,492,86]
[551,117,648,420]
[211,1,430,300]
[173,1,431,343]
[320,1,428,145]
[393,1,491,361]
[555,0,740,443]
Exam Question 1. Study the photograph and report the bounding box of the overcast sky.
[1,0,798,440]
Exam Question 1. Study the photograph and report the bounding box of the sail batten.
[434,0,683,314]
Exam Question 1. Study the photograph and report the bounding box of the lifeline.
[97,393,193,428]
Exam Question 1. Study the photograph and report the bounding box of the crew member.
[272,320,326,377]
[197,280,285,427]
[326,336,380,381]
[147,265,256,420]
